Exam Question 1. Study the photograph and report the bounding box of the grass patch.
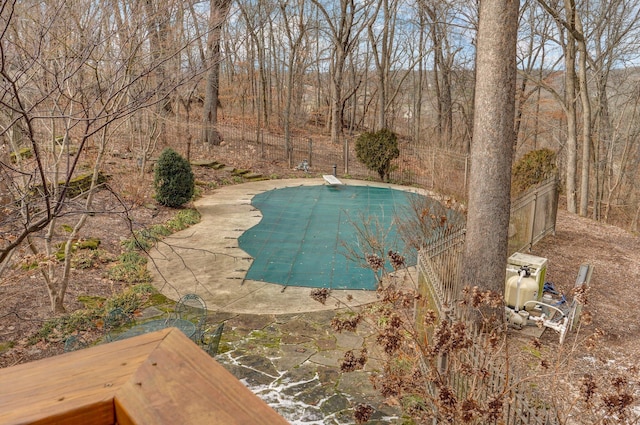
[165,208,201,231]
[55,237,102,261]
[149,292,171,305]
[108,250,151,283]
[31,284,157,344]
[0,341,16,353]
[77,295,106,309]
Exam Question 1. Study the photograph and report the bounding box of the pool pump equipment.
[503,253,571,344]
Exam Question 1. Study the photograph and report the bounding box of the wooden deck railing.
[0,328,289,425]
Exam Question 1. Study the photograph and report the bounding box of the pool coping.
[148,178,426,314]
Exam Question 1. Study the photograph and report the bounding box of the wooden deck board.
[0,328,288,425]
[0,330,166,425]
[115,330,289,424]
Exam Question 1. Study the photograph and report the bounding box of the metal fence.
[508,177,559,255]
[195,122,470,202]
[415,178,560,424]
[417,229,559,424]
[418,175,559,310]
[416,177,559,321]
[417,225,467,316]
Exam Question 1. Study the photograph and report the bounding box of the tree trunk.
[144,0,169,145]
[367,0,391,130]
[413,11,425,142]
[312,0,370,145]
[563,0,578,214]
[330,63,344,145]
[576,13,591,217]
[202,0,231,146]
[462,0,519,305]
[279,0,308,167]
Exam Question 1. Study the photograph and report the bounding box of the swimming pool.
[239,184,428,290]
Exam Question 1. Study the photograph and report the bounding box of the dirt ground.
[1,145,639,381]
[529,205,640,374]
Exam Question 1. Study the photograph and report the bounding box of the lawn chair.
[295,159,309,173]
[103,307,134,342]
[64,335,88,352]
[172,293,208,342]
[201,322,224,357]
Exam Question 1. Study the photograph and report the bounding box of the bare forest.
[1,0,640,423]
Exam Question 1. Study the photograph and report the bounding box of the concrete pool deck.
[149,178,424,314]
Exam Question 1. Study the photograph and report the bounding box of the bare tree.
[515,0,555,154]
[534,0,579,214]
[367,0,392,130]
[312,0,374,145]
[0,0,205,312]
[585,0,640,221]
[420,0,455,148]
[237,0,275,134]
[575,5,591,217]
[278,0,312,166]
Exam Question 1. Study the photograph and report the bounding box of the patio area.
[147,178,426,314]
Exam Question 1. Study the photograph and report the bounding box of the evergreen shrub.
[512,148,557,195]
[154,148,194,207]
[355,128,400,182]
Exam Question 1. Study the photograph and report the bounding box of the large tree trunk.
[462,0,519,306]
[203,0,231,146]
[144,0,170,145]
[202,57,222,146]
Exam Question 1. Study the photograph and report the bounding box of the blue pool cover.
[239,184,421,290]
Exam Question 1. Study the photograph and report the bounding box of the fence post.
[464,155,469,193]
[529,188,539,251]
[344,138,349,174]
[431,150,436,189]
[552,176,560,236]
[308,138,313,167]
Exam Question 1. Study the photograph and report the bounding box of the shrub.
[512,148,557,195]
[154,148,194,207]
[355,128,400,182]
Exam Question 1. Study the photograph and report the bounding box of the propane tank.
[504,265,539,311]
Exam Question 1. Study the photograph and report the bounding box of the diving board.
[323,174,343,186]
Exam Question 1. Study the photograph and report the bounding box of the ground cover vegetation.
[1,0,639,423]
